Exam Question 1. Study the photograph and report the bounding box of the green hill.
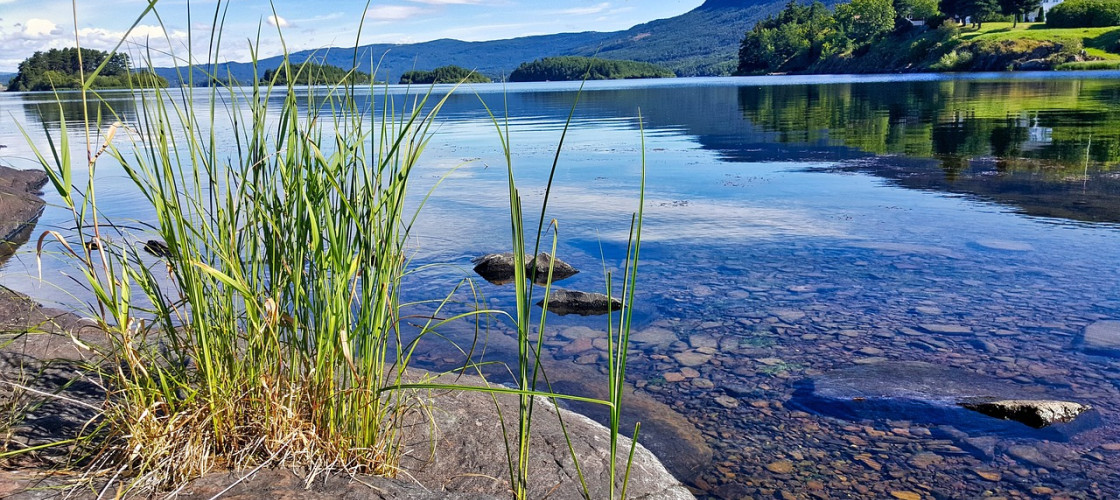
[568,0,817,76]
[154,0,840,85]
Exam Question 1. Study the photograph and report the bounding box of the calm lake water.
[4,73,1120,498]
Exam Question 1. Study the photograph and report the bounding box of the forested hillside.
[154,0,821,85]
[569,0,841,76]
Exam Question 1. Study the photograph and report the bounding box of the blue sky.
[0,0,705,72]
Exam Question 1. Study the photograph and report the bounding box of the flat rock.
[631,326,677,346]
[673,351,712,367]
[1005,444,1056,469]
[973,239,1034,252]
[919,323,972,335]
[908,452,943,468]
[558,326,601,341]
[765,460,794,474]
[537,289,621,316]
[959,399,1091,429]
[1081,320,1120,356]
[770,309,806,323]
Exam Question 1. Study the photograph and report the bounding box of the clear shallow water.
[4,74,1120,498]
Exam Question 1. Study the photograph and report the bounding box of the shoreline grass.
[14,1,648,498]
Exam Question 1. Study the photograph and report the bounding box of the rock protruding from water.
[144,239,170,258]
[527,252,579,284]
[1081,320,1120,356]
[538,289,621,316]
[471,252,579,285]
[471,252,522,285]
[958,399,1091,429]
[798,361,1094,434]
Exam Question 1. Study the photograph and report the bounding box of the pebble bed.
[536,238,1120,499]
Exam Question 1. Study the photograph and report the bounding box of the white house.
[1027,0,1064,21]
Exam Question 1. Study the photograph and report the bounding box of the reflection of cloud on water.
[404,178,848,263]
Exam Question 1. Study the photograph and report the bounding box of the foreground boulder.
[958,399,1091,429]
[538,289,621,316]
[172,372,695,499]
[471,252,578,285]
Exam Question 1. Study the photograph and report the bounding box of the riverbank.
[750,22,1120,75]
[0,165,694,499]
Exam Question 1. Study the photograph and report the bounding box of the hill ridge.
[154,0,842,85]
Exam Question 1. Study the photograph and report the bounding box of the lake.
[3,73,1120,498]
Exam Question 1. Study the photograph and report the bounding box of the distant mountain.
[568,0,796,76]
[154,0,837,85]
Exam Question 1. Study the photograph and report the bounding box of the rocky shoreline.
[0,166,694,499]
[0,165,49,259]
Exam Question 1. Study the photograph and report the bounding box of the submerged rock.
[1081,320,1120,356]
[537,289,621,316]
[795,361,1094,435]
[959,399,1091,429]
[471,252,578,285]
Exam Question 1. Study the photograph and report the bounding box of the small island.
[261,62,374,86]
[508,56,676,82]
[6,48,168,91]
[399,65,491,84]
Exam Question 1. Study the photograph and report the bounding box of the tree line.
[736,0,1064,75]
[7,48,167,91]
[508,56,675,82]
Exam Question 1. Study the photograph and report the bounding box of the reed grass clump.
[25,47,462,488]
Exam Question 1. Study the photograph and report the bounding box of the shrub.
[932,49,974,70]
[1047,0,1120,27]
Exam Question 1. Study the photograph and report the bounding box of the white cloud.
[23,18,61,38]
[365,5,426,21]
[556,3,611,15]
[267,15,289,28]
[409,0,483,4]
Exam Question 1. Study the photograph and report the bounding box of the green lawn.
[957,22,1120,61]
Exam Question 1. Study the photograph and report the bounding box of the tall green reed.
[465,86,646,499]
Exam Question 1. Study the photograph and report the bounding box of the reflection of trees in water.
[737,79,1120,174]
[21,93,139,130]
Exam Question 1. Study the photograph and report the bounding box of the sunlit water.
[3,73,1120,498]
